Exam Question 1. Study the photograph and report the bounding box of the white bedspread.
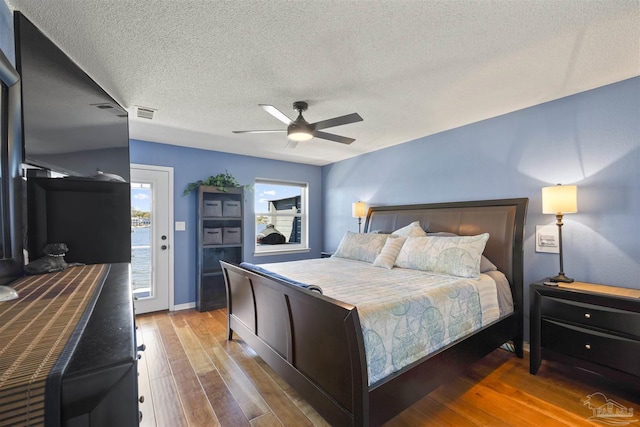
[260,257,503,385]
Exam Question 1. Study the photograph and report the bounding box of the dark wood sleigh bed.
[221,198,528,426]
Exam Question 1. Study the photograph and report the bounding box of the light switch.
[175,221,186,231]
[536,225,559,253]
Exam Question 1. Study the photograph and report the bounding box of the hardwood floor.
[136,309,639,426]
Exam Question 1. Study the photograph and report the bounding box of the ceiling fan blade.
[312,113,363,131]
[232,130,286,134]
[285,140,298,149]
[314,131,355,145]
[259,104,293,125]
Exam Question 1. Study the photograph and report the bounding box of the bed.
[221,198,528,426]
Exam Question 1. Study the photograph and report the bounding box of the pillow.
[333,231,388,263]
[480,255,498,272]
[372,236,406,269]
[394,233,490,278]
[392,221,427,238]
[428,231,497,273]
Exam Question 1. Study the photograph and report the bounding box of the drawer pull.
[585,344,591,350]
[584,313,591,319]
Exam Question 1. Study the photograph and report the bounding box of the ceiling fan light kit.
[287,126,313,141]
[233,101,362,145]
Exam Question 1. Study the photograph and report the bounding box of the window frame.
[254,178,309,256]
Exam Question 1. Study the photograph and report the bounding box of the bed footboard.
[221,261,369,426]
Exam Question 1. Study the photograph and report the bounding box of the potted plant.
[183,170,251,195]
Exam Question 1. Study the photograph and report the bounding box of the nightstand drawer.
[542,296,640,338]
[541,319,640,377]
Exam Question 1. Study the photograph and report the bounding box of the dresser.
[0,263,140,426]
[530,281,640,389]
[61,263,140,426]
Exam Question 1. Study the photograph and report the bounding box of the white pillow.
[392,221,426,238]
[428,231,497,273]
[333,232,388,263]
[395,233,490,278]
[372,236,406,269]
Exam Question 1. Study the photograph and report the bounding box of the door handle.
[161,245,167,250]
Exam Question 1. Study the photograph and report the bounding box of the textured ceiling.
[7,0,640,166]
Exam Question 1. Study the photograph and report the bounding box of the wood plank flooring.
[136,309,639,426]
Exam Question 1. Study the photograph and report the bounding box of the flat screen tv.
[14,11,130,181]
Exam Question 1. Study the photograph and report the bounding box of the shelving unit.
[196,186,244,311]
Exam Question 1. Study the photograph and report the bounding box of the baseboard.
[172,302,196,311]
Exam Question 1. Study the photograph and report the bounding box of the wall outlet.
[175,221,186,231]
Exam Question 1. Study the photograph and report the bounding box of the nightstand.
[320,251,333,258]
[530,281,640,389]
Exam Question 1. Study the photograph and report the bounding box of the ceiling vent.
[135,106,156,120]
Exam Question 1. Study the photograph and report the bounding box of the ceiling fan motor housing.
[287,121,313,141]
[287,101,314,140]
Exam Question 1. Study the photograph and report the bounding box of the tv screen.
[14,12,130,181]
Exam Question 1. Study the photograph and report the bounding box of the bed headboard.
[364,198,528,307]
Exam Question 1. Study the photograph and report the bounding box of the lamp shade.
[542,184,577,214]
[352,201,367,218]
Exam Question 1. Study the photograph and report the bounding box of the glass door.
[130,165,172,313]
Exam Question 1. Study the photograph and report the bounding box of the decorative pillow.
[428,231,497,273]
[333,232,388,263]
[372,236,406,269]
[394,233,490,278]
[392,221,427,238]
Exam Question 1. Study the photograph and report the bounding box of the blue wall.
[4,0,638,327]
[322,77,640,332]
[129,140,323,306]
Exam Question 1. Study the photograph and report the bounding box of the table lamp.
[352,201,367,233]
[542,184,577,283]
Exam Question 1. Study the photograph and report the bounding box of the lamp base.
[550,273,574,283]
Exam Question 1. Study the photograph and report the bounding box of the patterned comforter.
[261,257,506,385]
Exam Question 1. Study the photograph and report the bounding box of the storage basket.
[223,227,241,244]
[203,200,222,217]
[222,200,241,217]
[203,228,222,245]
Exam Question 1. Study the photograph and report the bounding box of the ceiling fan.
[233,101,363,145]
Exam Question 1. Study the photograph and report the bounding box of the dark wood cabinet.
[530,281,640,389]
[197,186,244,311]
[0,263,140,426]
[62,263,139,426]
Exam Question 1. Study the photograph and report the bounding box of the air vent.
[135,106,156,120]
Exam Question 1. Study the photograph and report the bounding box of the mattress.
[261,257,512,385]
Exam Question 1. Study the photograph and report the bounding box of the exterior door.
[130,164,174,314]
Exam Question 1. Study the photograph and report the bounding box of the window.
[254,179,308,254]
